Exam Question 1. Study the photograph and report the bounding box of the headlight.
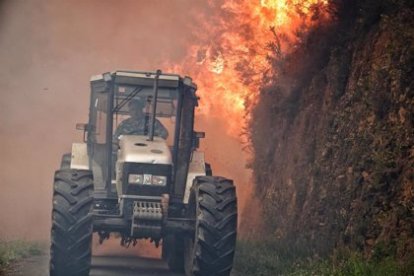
[152,175,167,186]
[128,174,167,186]
[128,174,143,184]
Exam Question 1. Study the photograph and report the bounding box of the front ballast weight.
[131,200,163,238]
[118,194,195,242]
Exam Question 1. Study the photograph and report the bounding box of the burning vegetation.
[1,0,413,274]
[242,0,414,274]
[171,0,414,274]
[171,0,331,137]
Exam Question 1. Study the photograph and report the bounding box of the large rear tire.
[184,176,237,276]
[50,169,94,276]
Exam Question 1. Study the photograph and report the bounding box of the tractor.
[49,70,238,276]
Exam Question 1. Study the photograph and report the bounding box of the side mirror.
[76,123,89,142]
[194,131,205,138]
[76,123,89,131]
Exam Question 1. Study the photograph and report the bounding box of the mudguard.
[70,143,90,170]
[183,151,207,204]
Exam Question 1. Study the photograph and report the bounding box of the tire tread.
[50,169,94,276]
[186,176,237,276]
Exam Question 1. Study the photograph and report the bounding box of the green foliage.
[233,239,414,276]
[233,238,302,275]
[0,240,45,272]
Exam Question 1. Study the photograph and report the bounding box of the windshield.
[112,84,178,146]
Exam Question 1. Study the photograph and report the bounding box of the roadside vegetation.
[233,238,414,276]
[245,1,414,275]
[0,240,45,273]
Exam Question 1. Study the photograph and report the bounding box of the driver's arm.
[113,120,127,140]
[155,120,168,139]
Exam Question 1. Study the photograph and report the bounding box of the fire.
[259,0,329,27]
[169,0,330,137]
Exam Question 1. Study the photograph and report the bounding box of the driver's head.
[128,98,145,119]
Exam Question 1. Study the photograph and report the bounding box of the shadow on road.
[8,252,183,276]
[91,255,184,276]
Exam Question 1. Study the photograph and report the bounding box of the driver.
[114,98,168,140]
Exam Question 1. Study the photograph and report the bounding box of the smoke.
[0,0,253,242]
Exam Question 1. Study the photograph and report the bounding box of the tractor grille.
[122,162,171,196]
[120,195,162,219]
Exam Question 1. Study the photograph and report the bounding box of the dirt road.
[7,239,183,276]
[8,254,182,276]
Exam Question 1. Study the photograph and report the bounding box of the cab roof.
[90,70,197,90]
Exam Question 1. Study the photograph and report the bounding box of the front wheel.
[184,176,237,276]
[50,169,94,276]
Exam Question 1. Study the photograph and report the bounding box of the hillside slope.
[249,0,413,259]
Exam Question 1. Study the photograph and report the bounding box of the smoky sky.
[0,0,202,240]
[0,0,252,240]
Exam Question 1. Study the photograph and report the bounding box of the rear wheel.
[184,176,237,276]
[50,169,94,276]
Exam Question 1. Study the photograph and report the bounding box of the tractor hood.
[117,135,172,165]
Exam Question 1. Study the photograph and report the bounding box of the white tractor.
[49,70,238,276]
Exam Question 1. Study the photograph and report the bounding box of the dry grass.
[233,238,414,276]
[0,240,46,273]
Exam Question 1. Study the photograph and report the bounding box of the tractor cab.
[85,71,198,202]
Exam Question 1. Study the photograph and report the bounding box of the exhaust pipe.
[148,69,161,141]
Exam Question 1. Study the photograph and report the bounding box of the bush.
[0,240,45,273]
[233,238,414,276]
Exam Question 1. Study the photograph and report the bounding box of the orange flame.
[169,0,330,138]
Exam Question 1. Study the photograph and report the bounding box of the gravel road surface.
[7,239,183,276]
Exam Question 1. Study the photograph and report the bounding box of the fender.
[70,143,90,170]
[183,151,207,204]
